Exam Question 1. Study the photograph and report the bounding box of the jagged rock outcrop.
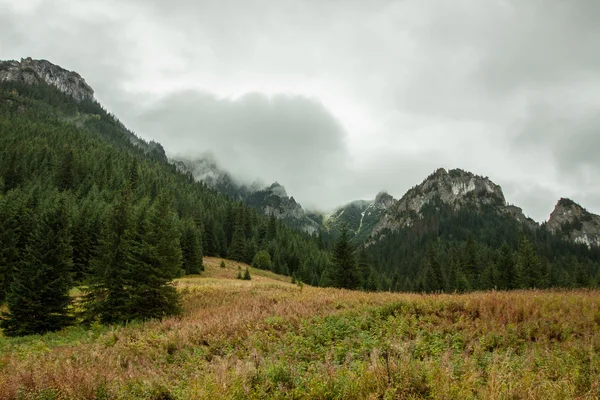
[247,183,321,234]
[547,198,600,248]
[371,168,532,237]
[173,157,320,233]
[326,191,395,241]
[0,58,94,102]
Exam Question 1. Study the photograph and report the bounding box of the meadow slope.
[1,258,600,399]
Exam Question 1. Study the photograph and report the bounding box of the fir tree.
[497,242,516,290]
[180,219,203,275]
[1,196,74,336]
[130,193,182,319]
[332,226,360,289]
[83,186,138,324]
[515,232,543,289]
[57,146,75,191]
[227,224,246,262]
[243,267,251,280]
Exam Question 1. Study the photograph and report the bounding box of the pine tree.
[227,224,246,262]
[130,193,182,319]
[57,146,75,191]
[84,186,138,324]
[515,232,543,289]
[332,226,360,289]
[1,196,74,336]
[497,242,515,290]
[462,235,479,286]
[243,267,251,280]
[357,247,371,289]
[180,219,203,275]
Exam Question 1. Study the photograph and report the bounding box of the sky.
[1,0,600,221]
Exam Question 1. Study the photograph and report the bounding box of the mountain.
[3,57,598,297]
[246,183,321,234]
[174,156,258,200]
[1,57,94,103]
[173,157,321,233]
[0,57,332,301]
[0,57,168,163]
[326,191,394,242]
[371,168,536,239]
[547,198,600,248]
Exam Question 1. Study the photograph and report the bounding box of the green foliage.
[332,226,361,289]
[0,80,332,334]
[220,261,226,268]
[252,250,272,270]
[367,200,600,293]
[243,267,251,280]
[1,195,74,336]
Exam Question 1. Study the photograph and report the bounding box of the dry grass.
[1,258,600,399]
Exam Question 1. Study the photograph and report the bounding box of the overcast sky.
[2,0,599,221]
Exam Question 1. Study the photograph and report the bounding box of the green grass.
[1,258,600,399]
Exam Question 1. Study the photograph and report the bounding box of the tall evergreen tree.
[1,196,74,336]
[227,224,246,262]
[332,226,360,289]
[180,219,203,275]
[129,194,182,320]
[497,242,516,290]
[83,186,138,324]
[515,232,544,289]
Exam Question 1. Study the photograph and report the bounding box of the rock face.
[371,168,532,237]
[246,183,321,234]
[547,198,600,248]
[0,58,94,102]
[326,191,395,241]
[174,157,320,233]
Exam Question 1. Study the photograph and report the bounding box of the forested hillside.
[365,199,600,292]
[2,61,600,340]
[0,79,331,336]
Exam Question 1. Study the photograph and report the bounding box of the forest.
[1,79,599,337]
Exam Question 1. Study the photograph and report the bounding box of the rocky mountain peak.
[0,58,94,102]
[547,198,600,248]
[267,182,288,198]
[401,168,506,213]
[370,168,511,238]
[373,191,394,210]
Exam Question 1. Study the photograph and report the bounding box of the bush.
[252,250,272,270]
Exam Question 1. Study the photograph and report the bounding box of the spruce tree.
[227,224,246,262]
[332,226,360,289]
[497,242,515,290]
[180,219,203,275]
[130,194,182,319]
[1,196,74,336]
[84,186,138,324]
[515,232,543,289]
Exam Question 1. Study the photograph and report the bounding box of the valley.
[1,258,600,399]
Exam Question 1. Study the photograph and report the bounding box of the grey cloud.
[126,91,350,209]
[2,0,600,218]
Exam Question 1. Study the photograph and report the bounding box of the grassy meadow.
[1,257,600,399]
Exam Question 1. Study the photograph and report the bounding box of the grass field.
[1,257,600,399]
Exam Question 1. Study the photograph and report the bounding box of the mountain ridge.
[2,57,599,250]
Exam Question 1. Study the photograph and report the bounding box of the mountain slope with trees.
[0,60,332,336]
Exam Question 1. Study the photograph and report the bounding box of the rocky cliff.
[326,191,395,241]
[0,58,94,102]
[547,198,600,248]
[371,168,533,237]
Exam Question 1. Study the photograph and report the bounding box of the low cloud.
[127,91,351,209]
